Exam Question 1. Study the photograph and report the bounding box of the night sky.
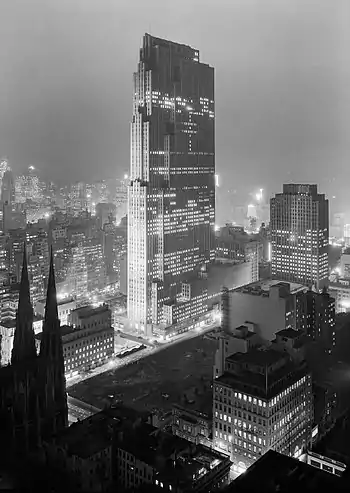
[0,0,349,215]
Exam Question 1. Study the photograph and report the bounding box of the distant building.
[329,278,350,313]
[340,251,350,279]
[300,290,336,350]
[344,224,350,247]
[69,304,111,329]
[212,347,313,473]
[35,297,76,326]
[221,280,307,342]
[215,225,261,283]
[270,184,329,291]
[96,202,116,229]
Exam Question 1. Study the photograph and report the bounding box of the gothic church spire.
[11,243,37,365]
[39,248,63,365]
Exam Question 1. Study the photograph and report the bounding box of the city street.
[66,321,218,389]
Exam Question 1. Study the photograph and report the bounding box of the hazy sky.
[0,0,349,211]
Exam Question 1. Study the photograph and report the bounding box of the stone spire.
[40,248,63,365]
[39,248,68,428]
[11,244,37,365]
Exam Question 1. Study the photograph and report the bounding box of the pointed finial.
[19,242,30,305]
[45,247,58,321]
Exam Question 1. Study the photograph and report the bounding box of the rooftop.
[118,424,230,487]
[71,304,110,319]
[35,324,77,341]
[216,353,308,399]
[56,404,151,459]
[173,390,213,419]
[236,279,307,296]
[275,328,303,339]
[314,410,350,464]
[224,450,348,492]
[226,348,286,367]
[37,296,75,306]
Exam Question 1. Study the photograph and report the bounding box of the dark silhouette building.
[0,245,68,460]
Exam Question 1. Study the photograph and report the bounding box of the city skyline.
[0,0,349,220]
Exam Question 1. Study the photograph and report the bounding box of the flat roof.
[173,390,213,418]
[37,297,75,306]
[226,348,286,367]
[119,424,230,487]
[225,450,347,492]
[35,324,77,340]
[71,304,110,319]
[275,328,303,339]
[215,357,308,400]
[314,410,350,463]
[236,279,307,295]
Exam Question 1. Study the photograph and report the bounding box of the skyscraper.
[128,34,215,334]
[270,184,329,291]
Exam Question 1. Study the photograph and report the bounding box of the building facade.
[212,348,313,474]
[116,422,231,492]
[221,280,307,342]
[302,290,336,350]
[270,184,329,291]
[128,34,215,335]
[329,278,350,313]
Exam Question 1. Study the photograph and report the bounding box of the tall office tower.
[128,34,215,334]
[1,169,15,205]
[270,184,329,291]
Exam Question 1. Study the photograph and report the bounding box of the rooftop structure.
[236,279,307,295]
[221,281,307,342]
[213,347,313,470]
[117,421,231,492]
[224,450,348,492]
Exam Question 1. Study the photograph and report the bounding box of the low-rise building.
[329,278,350,313]
[223,450,349,492]
[309,409,350,474]
[116,422,231,492]
[69,304,111,330]
[35,321,114,376]
[171,397,213,448]
[35,296,77,326]
[45,411,117,492]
